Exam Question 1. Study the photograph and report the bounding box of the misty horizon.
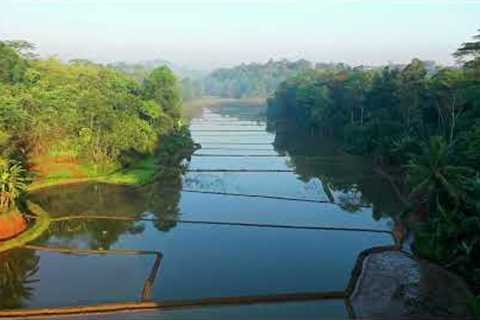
[1,0,479,70]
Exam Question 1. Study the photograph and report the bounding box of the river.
[0,101,403,319]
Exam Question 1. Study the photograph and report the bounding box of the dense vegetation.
[267,31,480,290]
[109,58,318,101]
[203,59,314,98]
[109,60,205,102]
[0,41,192,212]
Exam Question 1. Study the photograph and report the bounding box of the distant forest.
[202,59,314,98]
[110,59,317,100]
[111,58,440,102]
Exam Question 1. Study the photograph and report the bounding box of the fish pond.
[0,102,404,319]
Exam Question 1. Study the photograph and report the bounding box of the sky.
[1,0,479,69]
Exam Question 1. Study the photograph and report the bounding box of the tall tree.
[143,66,181,120]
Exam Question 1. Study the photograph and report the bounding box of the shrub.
[0,160,27,212]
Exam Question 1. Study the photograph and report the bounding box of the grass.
[11,156,159,250]
[44,170,74,180]
[29,156,158,191]
[106,157,157,185]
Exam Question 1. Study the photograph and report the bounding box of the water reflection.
[0,249,39,309]
[30,181,183,249]
[0,102,402,318]
[270,122,405,219]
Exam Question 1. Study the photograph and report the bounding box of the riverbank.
[1,156,166,252]
[29,156,159,192]
[1,154,171,252]
[29,97,266,191]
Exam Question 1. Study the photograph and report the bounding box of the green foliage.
[455,29,480,71]
[156,126,195,170]
[204,59,313,98]
[181,77,204,101]
[0,249,39,308]
[404,135,480,289]
[413,174,480,288]
[0,42,186,180]
[470,295,480,320]
[406,137,472,208]
[0,42,28,83]
[267,56,478,163]
[143,66,182,120]
[0,161,27,212]
[267,29,480,290]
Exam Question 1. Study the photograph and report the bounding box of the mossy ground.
[29,155,158,191]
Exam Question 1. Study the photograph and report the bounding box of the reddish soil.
[0,212,27,240]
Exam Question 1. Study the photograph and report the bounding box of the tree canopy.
[203,59,313,98]
[267,30,480,289]
[0,41,183,173]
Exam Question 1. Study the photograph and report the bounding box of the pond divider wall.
[25,244,163,302]
[0,291,346,319]
[344,245,404,318]
[4,180,397,318]
[50,215,394,235]
[0,201,51,253]
[345,245,403,299]
[180,189,375,208]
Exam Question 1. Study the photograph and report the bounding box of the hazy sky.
[1,0,479,69]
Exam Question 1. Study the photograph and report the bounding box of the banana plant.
[0,160,27,212]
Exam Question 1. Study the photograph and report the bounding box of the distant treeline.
[109,59,315,101]
[113,58,416,102]
[201,59,313,98]
[196,59,434,100]
[110,59,318,101]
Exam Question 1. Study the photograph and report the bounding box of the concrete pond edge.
[0,201,51,253]
[345,245,475,319]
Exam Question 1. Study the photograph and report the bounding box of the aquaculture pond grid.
[1,107,397,319]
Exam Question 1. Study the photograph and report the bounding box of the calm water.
[0,102,402,319]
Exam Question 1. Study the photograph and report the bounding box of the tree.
[0,42,27,83]
[4,40,36,58]
[431,68,467,144]
[204,59,313,98]
[143,66,181,120]
[454,29,480,69]
[398,59,427,132]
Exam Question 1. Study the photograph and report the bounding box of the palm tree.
[406,136,472,215]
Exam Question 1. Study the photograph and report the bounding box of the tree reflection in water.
[0,249,39,309]
[28,163,186,250]
[269,120,406,220]
[0,171,184,308]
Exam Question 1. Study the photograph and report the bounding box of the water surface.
[0,102,402,319]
